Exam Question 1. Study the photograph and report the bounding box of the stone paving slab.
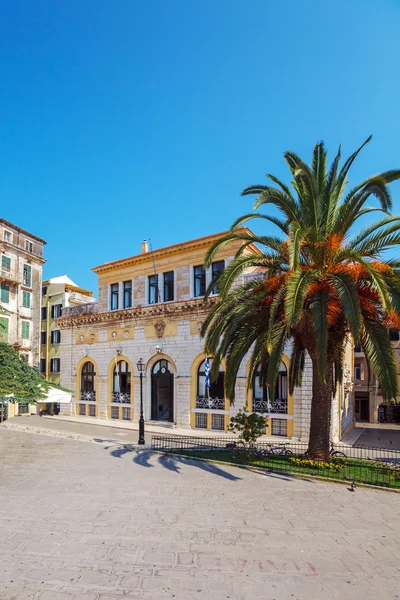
[0,428,399,599]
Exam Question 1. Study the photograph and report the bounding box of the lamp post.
[137,358,145,445]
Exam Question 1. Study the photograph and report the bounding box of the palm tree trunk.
[307,359,334,460]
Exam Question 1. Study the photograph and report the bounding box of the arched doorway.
[151,359,173,422]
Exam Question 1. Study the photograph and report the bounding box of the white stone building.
[58,230,355,440]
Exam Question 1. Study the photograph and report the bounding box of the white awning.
[41,388,72,404]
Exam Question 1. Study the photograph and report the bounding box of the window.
[0,284,10,303]
[253,362,288,413]
[3,231,11,243]
[211,260,225,294]
[122,407,131,420]
[51,304,62,318]
[354,345,362,353]
[212,414,225,430]
[354,364,363,381]
[1,255,11,271]
[0,317,9,342]
[271,419,287,436]
[123,280,132,308]
[195,413,208,428]
[50,358,60,373]
[40,331,46,345]
[88,404,96,417]
[42,286,47,296]
[193,265,206,297]
[80,361,96,401]
[389,328,400,341]
[18,404,29,415]
[41,306,47,320]
[51,330,61,344]
[39,358,46,373]
[25,240,33,253]
[21,321,30,339]
[79,404,86,416]
[112,360,131,403]
[23,264,32,287]
[110,284,119,310]
[163,271,174,302]
[22,291,31,308]
[197,359,225,409]
[111,406,119,419]
[148,274,158,304]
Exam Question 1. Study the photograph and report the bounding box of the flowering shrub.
[290,457,347,471]
[375,461,400,479]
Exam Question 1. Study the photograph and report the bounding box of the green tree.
[0,342,65,403]
[202,137,400,459]
[229,409,268,447]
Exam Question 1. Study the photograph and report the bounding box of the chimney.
[141,240,149,254]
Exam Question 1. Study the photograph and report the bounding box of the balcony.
[196,396,225,410]
[0,269,20,285]
[62,302,99,318]
[253,397,288,414]
[242,272,267,284]
[111,392,131,404]
[68,291,95,305]
[80,391,96,402]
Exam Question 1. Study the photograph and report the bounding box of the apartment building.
[58,229,355,440]
[354,331,400,424]
[0,218,46,366]
[39,275,95,385]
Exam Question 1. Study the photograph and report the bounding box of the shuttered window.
[22,291,31,308]
[0,317,9,342]
[1,255,11,271]
[0,284,10,303]
[21,321,30,339]
[23,264,32,287]
[51,304,62,318]
[50,358,60,373]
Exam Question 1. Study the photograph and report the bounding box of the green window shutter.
[1,255,11,270]
[22,291,31,308]
[0,317,9,342]
[0,283,10,303]
[23,264,32,287]
[21,321,30,339]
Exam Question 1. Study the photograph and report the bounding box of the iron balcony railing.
[80,391,96,402]
[196,396,225,410]
[253,398,288,414]
[111,392,131,404]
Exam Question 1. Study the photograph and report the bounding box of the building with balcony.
[354,330,400,424]
[0,218,46,367]
[58,229,354,440]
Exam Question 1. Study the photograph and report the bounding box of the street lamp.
[137,358,145,445]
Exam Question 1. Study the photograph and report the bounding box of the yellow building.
[58,230,354,440]
[39,276,94,414]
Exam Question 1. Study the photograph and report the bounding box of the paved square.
[0,428,399,600]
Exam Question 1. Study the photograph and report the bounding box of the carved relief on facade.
[154,320,166,338]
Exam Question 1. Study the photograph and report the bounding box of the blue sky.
[1,0,400,293]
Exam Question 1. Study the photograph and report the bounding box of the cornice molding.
[58,297,218,329]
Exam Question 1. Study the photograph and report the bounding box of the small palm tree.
[202,137,400,459]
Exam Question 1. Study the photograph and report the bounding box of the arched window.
[112,360,131,403]
[80,361,96,401]
[196,359,225,410]
[253,362,287,413]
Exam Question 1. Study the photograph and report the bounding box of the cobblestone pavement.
[0,429,399,600]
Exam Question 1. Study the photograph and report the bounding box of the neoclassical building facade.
[58,230,355,440]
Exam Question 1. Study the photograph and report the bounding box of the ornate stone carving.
[154,320,166,338]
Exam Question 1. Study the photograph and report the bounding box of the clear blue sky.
[1,0,400,293]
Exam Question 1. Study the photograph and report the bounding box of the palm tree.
[202,137,400,459]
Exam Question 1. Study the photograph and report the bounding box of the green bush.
[229,410,267,447]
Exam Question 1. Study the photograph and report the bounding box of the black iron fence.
[151,435,400,489]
